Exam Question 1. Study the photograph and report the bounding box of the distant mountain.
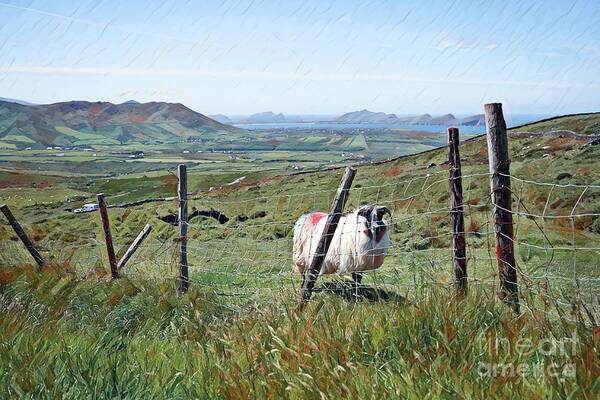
[454,114,485,126]
[337,109,399,124]
[0,100,244,148]
[209,114,232,124]
[336,109,485,126]
[407,113,433,124]
[429,113,455,124]
[0,97,36,106]
[245,111,286,123]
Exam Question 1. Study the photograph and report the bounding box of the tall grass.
[0,265,598,399]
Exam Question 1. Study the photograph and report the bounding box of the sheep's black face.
[358,205,391,242]
[372,206,391,240]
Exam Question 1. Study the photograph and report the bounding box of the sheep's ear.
[377,206,392,218]
[357,206,373,218]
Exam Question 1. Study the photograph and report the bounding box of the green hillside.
[511,112,600,135]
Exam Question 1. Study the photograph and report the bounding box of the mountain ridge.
[336,109,484,126]
[0,100,244,148]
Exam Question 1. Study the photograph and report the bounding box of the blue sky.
[0,0,599,115]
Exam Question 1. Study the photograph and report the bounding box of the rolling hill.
[0,100,245,149]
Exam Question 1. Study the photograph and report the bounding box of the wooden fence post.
[484,103,520,313]
[448,127,467,294]
[0,204,44,269]
[97,193,119,279]
[117,224,152,270]
[178,165,189,293]
[299,166,357,306]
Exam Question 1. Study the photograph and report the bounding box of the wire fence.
[2,166,599,324]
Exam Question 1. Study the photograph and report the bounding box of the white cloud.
[436,40,498,51]
[0,65,598,89]
[436,40,456,50]
[455,41,476,50]
[118,89,183,98]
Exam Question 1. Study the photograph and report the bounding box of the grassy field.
[0,265,597,399]
[1,114,599,398]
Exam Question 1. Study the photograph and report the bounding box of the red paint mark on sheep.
[308,212,327,226]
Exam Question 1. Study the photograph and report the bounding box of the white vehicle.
[73,203,99,213]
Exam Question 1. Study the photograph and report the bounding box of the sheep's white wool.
[293,208,391,276]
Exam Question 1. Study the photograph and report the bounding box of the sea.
[234,114,551,134]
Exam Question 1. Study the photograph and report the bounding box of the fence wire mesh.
[1,167,599,324]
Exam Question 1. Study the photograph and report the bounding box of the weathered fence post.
[0,204,44,269]
[448,127,467,294]
[299,166,357,306]
[97,193,119,279]
[484,103,520,313]
[117,224,152,270]
[178,164,189,293]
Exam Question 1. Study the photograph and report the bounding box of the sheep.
[293,205,391,287]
